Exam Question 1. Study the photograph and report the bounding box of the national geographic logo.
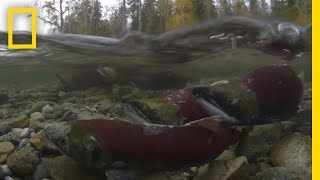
[7,8,37,49]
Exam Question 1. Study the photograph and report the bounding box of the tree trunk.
[123,0,127,32]
[138,0,142,31]
[59,0,64,32]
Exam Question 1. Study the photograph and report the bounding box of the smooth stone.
[30,132,36,137]
[29,137,43,151]
[256,162,272,172]
[2,164,11,176]
[0,130,22,144]
[20,128,30,138]
[30,130,60,155]
[0,142,15,154]
[236,135,270,162]
[61,103,77,111]
[33,161,50,180]
[215,149,236,161]
[196,156,249,180]
[33,156,105,180]
[17,138,29,150]
[57,111,74,122]
[48,110,65,119]
[12,115,30,128]
[30,112,45,122]
[11,128,25,141]
[7,147,40,175]
[96,99,113,113]
[91,113,110,119]
[248,123,283,144]
[0,122,12,136]
[256,167,295,180]
[0,154,8,164]
[77,110,93,119]
[4,176,14,180]
[58,91,67,98]
[270,132,311,180]
[29,119,45,132]
[236,123,283,163]
[42,105,54,114]
[31,101,54,113]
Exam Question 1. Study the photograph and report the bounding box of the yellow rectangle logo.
[7,8,37,49]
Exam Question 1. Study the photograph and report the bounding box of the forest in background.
[36,0,311,37]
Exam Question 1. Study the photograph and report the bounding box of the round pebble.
[0,142,15,154]
[256,167,294,180]
[12,115,30,128]
[29,137,43,151]
[0,154,8,164]
[30,112,45,122]
[42,105,54,114]
[7,147,40,175]
[17,138,29,150]
[4,176,14,180]
[270,133,311,179]
[2,164,12,176]
[20,128,30,138]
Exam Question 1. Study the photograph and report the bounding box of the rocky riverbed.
[0,82,312,180]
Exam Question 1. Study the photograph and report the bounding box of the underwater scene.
[0,0,312,180]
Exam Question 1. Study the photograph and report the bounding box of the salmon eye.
[227,98,233,104]
[59,138,67,145]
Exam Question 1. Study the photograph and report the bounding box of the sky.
[0,0,119,34]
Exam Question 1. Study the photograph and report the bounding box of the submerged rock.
[255,167,295,180]
[0,142,15,154]
[30,112,45,122]
[4,176,15,180]
[33,156,105,180]
[7,147,40,176]
[12,115,30,129]
[2,164,11,176]
[31,101,54,113]
[42,104,54,114]
[29,137,43,151]
[0,154,8,164]
[0,130,22,144]
[0,122,12,136]
[236,123,283,162]
[96,99,113,114]
[17,138,29,150]
[236,135,269,163]
[270,132,311,180]
[195,156,250,180]
[29,119,45,132]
